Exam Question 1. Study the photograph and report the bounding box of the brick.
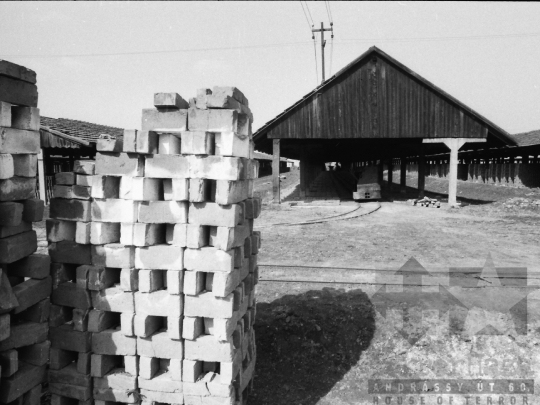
[154,92,189,109]
[21,199,44,222]
[49,198,91,221]
[0,322,47,351]
[184,247,235,272]
[93,387,138,403]
[0,221,32,239]
[51,282,91,309]
[49,363,91,387]
[52,185,73,199]
[186,224,209,248]
[11,107,39,131]
[48,304,71,327]
[90,222,120,245]
[120,223,165,246]
[95,152,144,176]
[139,388,183,404]
[189,178,211,202]
[0,363,46,403]
[137,331,183,359]
[207,270,242,298]
[167,316,182,340]
[141,108,188,132]
[120,176,162,200]
[215,180,250,205]
[92,199,139,222]
[135,244,184,270]
[12,154,37,177]
[97,137,123,152]
[182,317,204,340]
[0,102,11,127]
[184,291,234,318]
[165,223,187,246]
[120,268,138,292]
[134,314,163,338]
[0,60,36,83]
[12,277,52,314]
[122,129,137,153]
[22,383,41,405]
[0,231,37,264]
[0,349,17,377]
[0,313,9,340]
[55,172,75,185]
[134,290,183,317]
[17,341,50,367]
[138,200,188,224]
[166,269,184,295]
[188,108,237,132]
[92,329,137,356]
[92,287,134,313]
[85,266,119,291]
[90,354,121,377]
[49,241,92,265]
[95,368,137,391]
[158,133,181,154]
[90,175,119,199]
[180,131,214,155]
[189,155,246,181]
[49,347,76,370]
[73,308,90,331]
[0,177,36,201]
[163,178,189,201]
[46,219,76,242]
[138,356,159,379]
[184,335,236,362]
[73,160,95,175]
[0,75,38,106]
[138,269,164,292]
[121,312,135,336]
[0,154,14,179]
[0,202,23,226]
[212,86,248,106]
[49,383,91,401]
[189,202,243,227]
[183,271,205,296]
[0,270,18,312]
[136,130,158,154]
[88,310,120,333]
[17,298,50,323]
[92,244,134,268]
[145,154,189,178]
[75,174,92,187]
[215,132,250,158]
[71,185,91,200]
[0,127,40,154]
[75,221,91,244]
[209,224,250,250]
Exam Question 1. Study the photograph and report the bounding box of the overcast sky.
[1,2,539,135]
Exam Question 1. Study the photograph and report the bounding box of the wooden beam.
[418,150,426,198]
[272,139,281,204]
[400,156,407,194]
[37,149,46,204]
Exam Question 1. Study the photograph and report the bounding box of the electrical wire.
[303,1,314,26]
[299,1,312,31]
[325,1,332,24]
[326,0,334,23]
[5,31,540,59]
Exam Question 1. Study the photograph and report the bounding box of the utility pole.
[312,22,333,83]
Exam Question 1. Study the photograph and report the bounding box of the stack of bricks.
[46,158,98,405]
[45,87,261,405]
[0,60,50,405]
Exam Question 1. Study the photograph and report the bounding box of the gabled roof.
[254,46,514,146]
[510,130,540,147]
[40,116,124,143]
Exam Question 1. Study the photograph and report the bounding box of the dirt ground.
[251,173,540,405]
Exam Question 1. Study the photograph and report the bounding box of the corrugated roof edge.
[253,46,515,146]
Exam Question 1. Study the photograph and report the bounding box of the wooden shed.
[253,46,516,204]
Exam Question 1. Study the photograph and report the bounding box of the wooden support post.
[378,160,384,184]
[400,156,407,194]
[272,139,281,204]
[37,149,46,204]
[418,151,426,198]
[387,159,393,191]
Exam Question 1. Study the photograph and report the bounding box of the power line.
[299,2,312,31]
[4,31,540,59]
[303,1,314,26]
[325,1,333,24]
[326,0,333,23]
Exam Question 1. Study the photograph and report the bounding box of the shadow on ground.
[251,287,375,405]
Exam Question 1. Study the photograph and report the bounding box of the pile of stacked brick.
[46,88,261,405]
[0,60,50,405]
